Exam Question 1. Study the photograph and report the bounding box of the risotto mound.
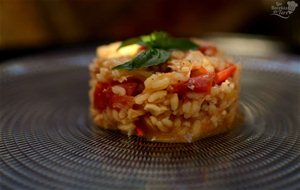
[89,32,240,142]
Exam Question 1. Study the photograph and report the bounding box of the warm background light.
[0,0,299,58]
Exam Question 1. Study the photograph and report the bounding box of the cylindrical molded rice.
[89,39,240,142]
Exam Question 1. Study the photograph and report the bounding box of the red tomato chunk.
[94,79,144,111]
[215,64,237,85]
[198,45,218,56]
[169,73,214,94]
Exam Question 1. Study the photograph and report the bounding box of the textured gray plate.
[0,51,300,190]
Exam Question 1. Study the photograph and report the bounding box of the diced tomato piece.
[94,84,135,111]
[135,127,144,137]
[93,78,144,111]
[190,66,208,77]
[198,45,218,56]
[169,73,214,94]
[169,82,189,94]
[118,82,138,96]
[187,74,214,93]
[215,64,237,85]
[94,83,110,111]
[134,119,147,137]
[120,77,144,96]
[110,94,134,109]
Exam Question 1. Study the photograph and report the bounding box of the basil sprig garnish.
[113,48,170,70]
[113,31,198,70]
[119,31,198,50]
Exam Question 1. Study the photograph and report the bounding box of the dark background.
[1,0,299,61]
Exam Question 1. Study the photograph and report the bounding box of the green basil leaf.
[119,31,199,50]
[151,38,199,50]
[113,48,170,70]
[140,31,169,44]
